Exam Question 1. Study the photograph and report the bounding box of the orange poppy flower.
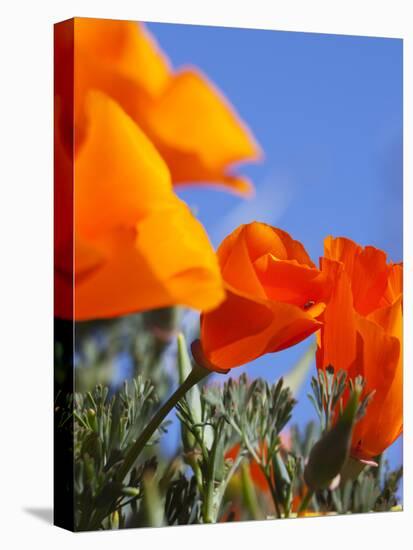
[225,431,292,494]
[316,236,403,460]
[225,443,268,492]
[54,88,225,320]
[56,17,261,195]
[197,222,332,371]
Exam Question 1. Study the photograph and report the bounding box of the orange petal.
[249,458,270,492]
[351,312,402,459]
[217,225,245,268]
[217,222,315,299]
[324,235,360,273]
[324,236,390,315]
[243,223,289,261]
[54,90,74,319]
[368,296,402,338]
[200,288,275,371]
[64,91,225,320]
[234,222,314,266]
[268,228,316,266]
[72,227,171,320]
[316,258,358,374]
[73,19,171,150]
[74,238,107,280]
[254,255,328,307]
[55,236,107,317]
[225,444,269,493]
[135,200,225,313]
[71,18,261,194]
[142,69,261,193]
[72,202,225,321]
[351,246,390,316]
[219,226,267,299]
[54,19,169,151]
[54,100,73,272]
[381,262,403,306]
[75,18,170,96]
[75,91,172,239]
[265,306,322,353]
[320,237,402,459]
[201,286,320,370]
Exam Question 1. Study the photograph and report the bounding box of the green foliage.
[205,374,296,448]
[74,308,180,396]
[329,458,403,514]
[175,373,298,521]
[308,367,375,434]
[73,378,166,530]
[297,369,401,515]
[165,474,202,525]
[57,325,402,529]
[304,382,361,490]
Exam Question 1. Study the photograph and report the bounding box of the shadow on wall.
[23,507,53,525]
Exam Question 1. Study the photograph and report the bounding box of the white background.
[0,1,411,548]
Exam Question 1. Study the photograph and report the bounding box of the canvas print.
[54,17,403,531]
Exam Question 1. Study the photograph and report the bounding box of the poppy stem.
[297,486,314,517]
[264,471,282,519]
[116,363,211,483]
[240,461,261,520]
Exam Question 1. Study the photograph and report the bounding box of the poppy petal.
[201,286,320,371]
[254,254,328,307]
[317,258,358,374]
[142,69,261,193]
[351,312,402,459]
[324,236,390,315]
[75,91,172,238]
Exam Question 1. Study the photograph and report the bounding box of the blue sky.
[147,22,403,470]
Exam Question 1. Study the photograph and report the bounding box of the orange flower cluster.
[198,222,333,371]
[316,237,403,460]
[54,18,260,320]
[197,224,403,458]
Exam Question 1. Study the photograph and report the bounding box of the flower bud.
[304,388,360,490]
[87,408,98,432]
[121,486,140,497]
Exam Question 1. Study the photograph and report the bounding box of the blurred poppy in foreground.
[196,222,333,371]
[316,236,403,460]
[54,17,261,320]
[54,90,225,319]
[56,17,261,195]
[225,443,268,493]
[55,16,264,319]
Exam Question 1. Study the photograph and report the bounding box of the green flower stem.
[284,483,293,518]
[202,430,220,523]
[203,477,215,524]
[241,461,261,521]
[142,473,164,527]
[116,363,210,483]
[218,451,244,504]
[202,440,244,524]
[264,470,282,519]
[272,451,289,517]
[297,487,314,517]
